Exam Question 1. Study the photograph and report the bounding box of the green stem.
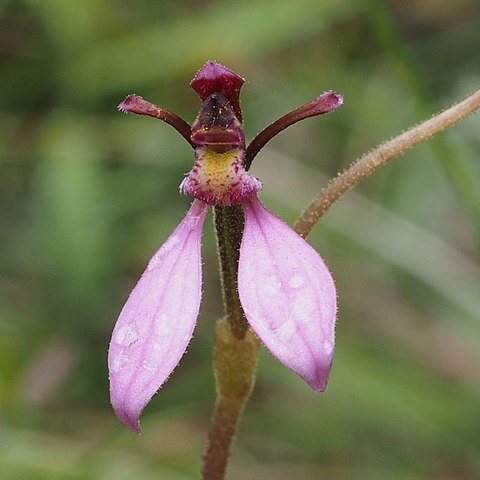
[214,205,248,339]
[202,320,259,480]
[201,206,259,479]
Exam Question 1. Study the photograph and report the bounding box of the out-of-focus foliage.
[1,0,479,478]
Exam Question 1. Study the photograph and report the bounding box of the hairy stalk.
[365,0,480,240]
[202,397,244,480]
[202,320,259,480]
[214,205,249,339]
[295,89,480,238]
[202,207,258,479]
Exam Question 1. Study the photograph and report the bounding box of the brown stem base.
[201,396,244,480]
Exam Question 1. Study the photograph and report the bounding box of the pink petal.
[238,196,337,391]
[108,200,208,432]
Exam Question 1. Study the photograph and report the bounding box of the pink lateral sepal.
[108,200,208,432]
[238,196,337,391]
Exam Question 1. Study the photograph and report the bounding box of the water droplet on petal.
[111,354,129,373]
[292,295,316,323]
[276,320,296,342]
[148,236,180,270]
[323,340,333,355]
[155,313,170,336]
[142,360,155,371]
[288,274,304,289]
[115,325,139,346]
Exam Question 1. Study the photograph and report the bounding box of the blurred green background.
[1,0,480,479]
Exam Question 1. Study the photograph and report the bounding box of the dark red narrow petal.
[118,94,194,148]
[245,91,344,169]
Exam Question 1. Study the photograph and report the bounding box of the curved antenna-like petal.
[238,196,337,391]
[108,200,208,432]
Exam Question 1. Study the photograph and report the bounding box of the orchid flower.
[109,61,343,432]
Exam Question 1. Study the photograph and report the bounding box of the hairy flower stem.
[202,397,243,480]
[202,320,259,480]
[203,208,259,479]
[295,89,480,238]
[214,205,249,339]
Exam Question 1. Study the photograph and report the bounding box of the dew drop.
[115,325,139,346]
[142,360,155,372]
[288,274,304,289]
[323,340,333,356]
[155,313,171,336]
[111,354,129,373]
[148,236,180,270]
[292,295,315,322]
[265,277,282,296]
[276,320,296,341]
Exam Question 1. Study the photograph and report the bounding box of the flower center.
[180,147,261,205]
